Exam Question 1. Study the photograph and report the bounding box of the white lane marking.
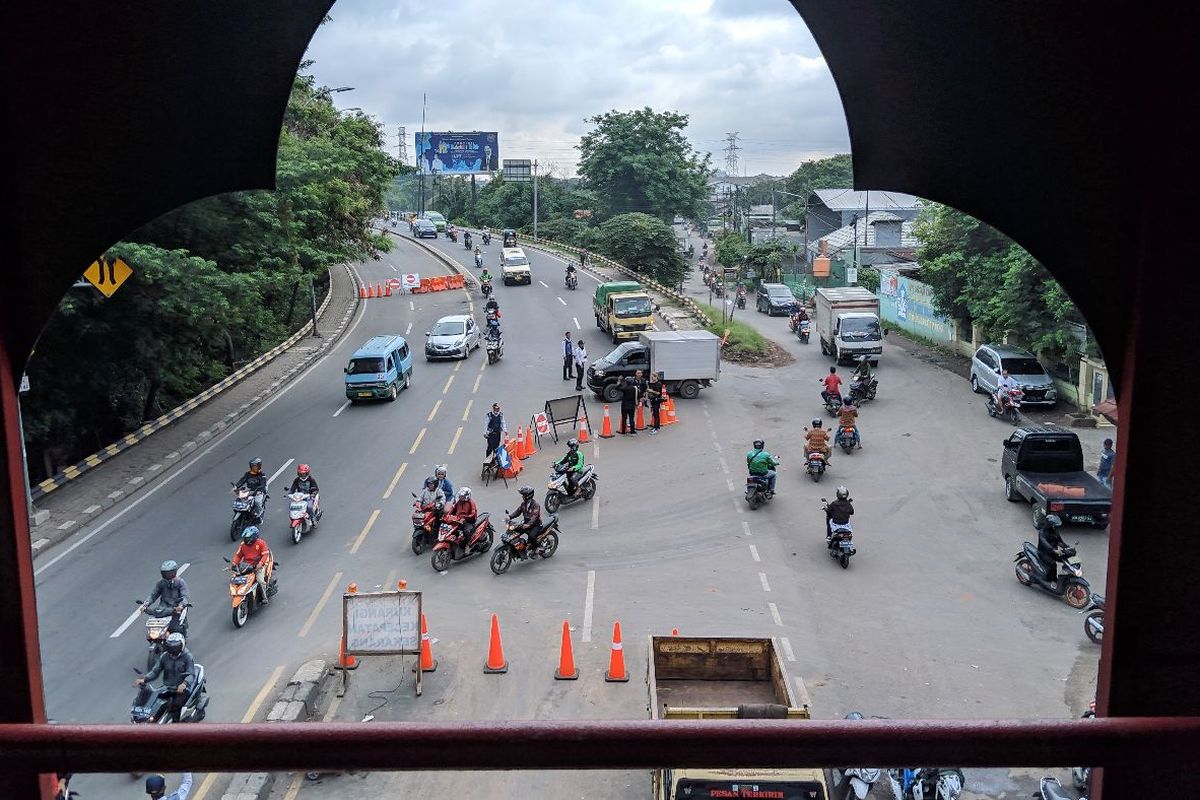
[33,270,372,577]
[390,265,397,272]
[713,441,722,453]
[462,399,474,422]
[591,491,600,530]
[768,602,783,627]
[742,521,752,537]
[703,408,711,418]
[780,636,796,662]
[405,322,413,335]
[410,300,415,311]
[711,430,718,440]
[427,399,442,422]
[749,544,760,562]
[573,317,580,330]
[110,562,191,638]
[267,459,295,487]
[734,498,744,514]
[718,457,730,474]
[332,400,351,418]
[538,280,549,288]
[726,478,735,492]
[557,296,567,306]
[582,570,595,643]
[759,572,771,592]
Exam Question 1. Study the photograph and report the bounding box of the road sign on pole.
[19,374,30,393]
[83,257,133,297]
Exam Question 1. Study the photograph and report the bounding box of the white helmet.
[457,487,472,501]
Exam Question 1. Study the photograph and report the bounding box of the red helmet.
[297,463,310,477]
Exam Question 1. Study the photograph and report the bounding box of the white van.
[500,247,532,285]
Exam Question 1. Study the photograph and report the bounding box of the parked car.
[413,219,437,239]
[756,283,798,316]
[424,315,481,361]
[970,344,1057,407]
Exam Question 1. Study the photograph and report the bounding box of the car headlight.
[594,369,605,377]
[1046,388,1058,398]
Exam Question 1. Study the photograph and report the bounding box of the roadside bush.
[698,305,771,361]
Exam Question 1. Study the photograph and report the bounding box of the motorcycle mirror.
[425,332,431,337]
[820,498,827,502]
[222,557,231,563]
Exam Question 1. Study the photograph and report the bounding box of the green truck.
[592,280,655,343]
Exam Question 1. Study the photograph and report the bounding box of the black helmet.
[519,486,535,499]
[160,559,179,580]
[1045,513,1063,528]
[752,439,765,450]
[567,438,579,450]
[425,476,438,489]
[836,485,850,500]
[248,457,262,472]
[145,774,167,796]
[165,632,185,656]
[811,418,823,428]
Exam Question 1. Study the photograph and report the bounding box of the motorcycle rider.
[287,463,321,521]
[853,355,874,386]
[464,230,472,248]
[804,418,833,463]
[231,526,272,605]
[820,367,843,407]
[146,772,193,800]
[445,487,479,539]
[475,247,484,268]
[1035,510,1068,587]
[235,457,268,519]
[480,267,493,285]
[746,439,780,496]
[565,261,578,285]
[508,486,543,546]
[419,476,446,506]
[736,285,747,306]
[134,631,194,721]
[433,465,454,499]
[790,304,809,332]
[555,438,586,496]
[837,396,862,449]
[825,485,854,540]
[994,368,1019,414]
[140,559,191,634]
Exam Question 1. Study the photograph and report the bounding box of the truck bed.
[1021,470,1111,502]
[655,678,783,710]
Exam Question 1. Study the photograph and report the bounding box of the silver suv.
[969,344,1057,407]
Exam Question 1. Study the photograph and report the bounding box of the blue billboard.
[415,132,499,174]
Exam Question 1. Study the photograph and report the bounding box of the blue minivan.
[344,335,413,402]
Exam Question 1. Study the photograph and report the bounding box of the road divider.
[299,572,344,639]
[409,428,426,455]
[382,462,407,500]
[427,399,442,422]
[447,427,463,455]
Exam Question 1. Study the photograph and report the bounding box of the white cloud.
[305,0,850,176]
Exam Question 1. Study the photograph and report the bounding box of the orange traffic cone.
[376,281,383,298]
[513,427,526,458]
[671,628,680,636]
[359,284,368,299]
[367,283,376,299]
[604,620,630,682]
[418,613,438,672]
[635,403,646,431]
[554,620,578,680]
[663,391,677,426]
[484,613,508,674]
[576,417,589,443]
[599,405,615,438]
[384,282,393,297]
[523,426,537,458]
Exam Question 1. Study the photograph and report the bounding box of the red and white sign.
[401,273,420,290]
[533,412,550,435]
[387,278,402,291]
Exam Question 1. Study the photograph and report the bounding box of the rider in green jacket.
[556,438,586,495]
[746,439,780,496]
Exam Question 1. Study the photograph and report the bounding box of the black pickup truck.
[1001,426,1112,527]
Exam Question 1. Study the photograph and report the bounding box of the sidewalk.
[27,262,362,555]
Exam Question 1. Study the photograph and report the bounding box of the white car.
[500,247,532,285]
[424,315,481,361]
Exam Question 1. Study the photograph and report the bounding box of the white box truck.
[587,330,720,402]
[814,286,885,364]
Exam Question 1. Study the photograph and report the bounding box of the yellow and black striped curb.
[31,267,346,501]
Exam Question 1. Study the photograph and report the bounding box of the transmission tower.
[723,132,741,176]
[397,126,408,165]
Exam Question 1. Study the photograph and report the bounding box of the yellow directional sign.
[83,257,132,298]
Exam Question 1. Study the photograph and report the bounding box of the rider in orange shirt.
[231,526,272,604]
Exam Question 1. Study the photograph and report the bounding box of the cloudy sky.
[305,0,850,177]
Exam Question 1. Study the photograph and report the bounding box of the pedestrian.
[561,331,575,381]
[618,376,639,435]
[573,338,588,391]
[646,372,664,433]
[1097,438,1115,488]
[580,248,589,268]
[145,772,193,800]
[484,402,507,456]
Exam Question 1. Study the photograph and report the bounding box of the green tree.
[577,108,711,221]
[781,154,853,217]
[597,213,687,286]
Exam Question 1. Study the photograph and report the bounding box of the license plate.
[840,540,852,549]
[358,391,372,397]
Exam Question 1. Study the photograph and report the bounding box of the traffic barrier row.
[358,273,466,298]
[486,615,649,682]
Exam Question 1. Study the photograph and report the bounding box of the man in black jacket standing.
[618,376,639,435]
[562,331,575,381]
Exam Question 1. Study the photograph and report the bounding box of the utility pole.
[418,93,427,214]
[532,159,539,241]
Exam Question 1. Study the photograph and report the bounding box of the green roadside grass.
[698,304,771,360]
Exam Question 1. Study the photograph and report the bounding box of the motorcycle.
[1035,777,1077,800]
[544,463,598,513]
[745,474,773,510]
[565,271,578,290]
[130,664,209,724]
[735,292,746,309]
[410,495,444,555]
[485,332,504,364]
[849,376,877,404]
[136,601,191,671]
[1013,541,1091,608]
[430,512,495,572]
[987,387,1024,424]
[463,233,472,250]
[224,555,278,628]
[287,491,317,544]
[475,253,484,268]
[798,318,811,344]
[823,390,843,417]
[837,426,858,454]
[1082,592,1105,644]
[805,448,828,482]
[482,231,491,245]
[490,514,562,574]
[823,499,857,569]
[1070,706,1096,793]
[229,483,266,541]
[448,229,458,243]
[834,713,880,799]
[481,279,493,297]
[885,768,965,800]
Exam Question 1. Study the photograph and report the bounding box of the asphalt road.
[36,229,1105,799]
